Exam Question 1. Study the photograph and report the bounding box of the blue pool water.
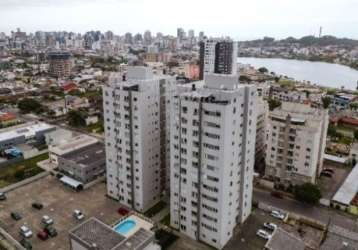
[113,219,136,235]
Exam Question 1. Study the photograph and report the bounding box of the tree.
[268,99,282,111]
[328,125,338,137]
[258,67,268,73]
[67,110,87,127]
[17,98,43,114]
[294,183,321,204]
[354,130,358,140]
[239,75,251,82]
[321,96,331,109]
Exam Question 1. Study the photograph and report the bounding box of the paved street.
[253,189,358,232]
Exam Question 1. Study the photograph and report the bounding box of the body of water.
[238,57,358,90]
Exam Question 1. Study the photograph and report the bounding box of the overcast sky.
[0,0,357,39]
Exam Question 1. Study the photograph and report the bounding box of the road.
[253,188,358,232]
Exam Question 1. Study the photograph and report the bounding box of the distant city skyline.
[0,0,357,40]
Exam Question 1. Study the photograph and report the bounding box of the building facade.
[199,39,237,80]
[103,66,175,212]
[255,98,269,174]
[265,102,329,186]
[48,51,72,78]
[170,73,257,249]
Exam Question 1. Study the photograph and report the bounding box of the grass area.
[0,153,48,188]
[160,213,170,226]
[278,79,296,89]
[144,201,167,217]
[86,121,104,133]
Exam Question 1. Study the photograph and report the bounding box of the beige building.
[265,102,328,186]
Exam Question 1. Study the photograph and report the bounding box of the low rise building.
[0,122,55,150]
[48,134,99,166]
[57,142,105,183]
[69,215,160,250]
[331,164,358,213]
[265,102,328,186]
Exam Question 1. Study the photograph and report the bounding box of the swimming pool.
[113,219,136,235]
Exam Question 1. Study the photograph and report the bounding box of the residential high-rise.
[103,66,175,212]
[48,51,72,78]
[255,97,269,174]
[170,73,257,249]
[265,102,328,186]
[199,39,237,80]
[143,30,152,45]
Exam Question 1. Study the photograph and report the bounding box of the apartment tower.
[103,66,175,212]
[170,44,256,248]
[199,39,237,80]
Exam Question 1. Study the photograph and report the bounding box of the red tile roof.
[0,113,16,122]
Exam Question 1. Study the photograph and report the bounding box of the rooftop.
[70,218,126,250]
[49,134,98,156]
[321,225,358,250]
[61,142,105,166]
[70,215,156,250]
[0,122,55,142]
[265,228,305,250]
[332,164,358,205]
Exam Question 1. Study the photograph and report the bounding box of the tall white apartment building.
[265,102,328,186]
[255,97,269,173]
[170,73,257,249]
[103,66,175,212]
[199,39,238,80]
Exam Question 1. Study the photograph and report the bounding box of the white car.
[42,215,54,226]
[20,225,33,238]
[256,229,272,240]
[263,222,277,231]
[73,210,84,220]
[271,210,285,220]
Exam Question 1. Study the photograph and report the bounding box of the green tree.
[268,99,282,111]
[258,67,268,73]
[67,110,87,127]
[354,130,358,140]
[321,96,331,109]
[294,183,322,204]
[17,98,43,114]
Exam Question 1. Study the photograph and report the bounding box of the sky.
[0,0,357,40]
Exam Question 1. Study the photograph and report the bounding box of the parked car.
[44,227,57,237]
[73,210,84,220]
[270,191,283,199]
[32,202,43,210]
[323,168,334,174]
[20,225,33,238]
[117,207,129,216]
[320,172,333,178]
[256,229,272,240]
[271,210,285,220]
[11,212,22,221]
[0,192,6,201]
[42,215,54,226]
[263,222,278,231]
[37,230,49,241]
[20,239,32,250]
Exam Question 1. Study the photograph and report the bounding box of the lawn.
[86,121,104,133]
[0,153,48,188]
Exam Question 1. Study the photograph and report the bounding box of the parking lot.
[0,175,122,249]
[224,208,284,250]
[318,163,351,200]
